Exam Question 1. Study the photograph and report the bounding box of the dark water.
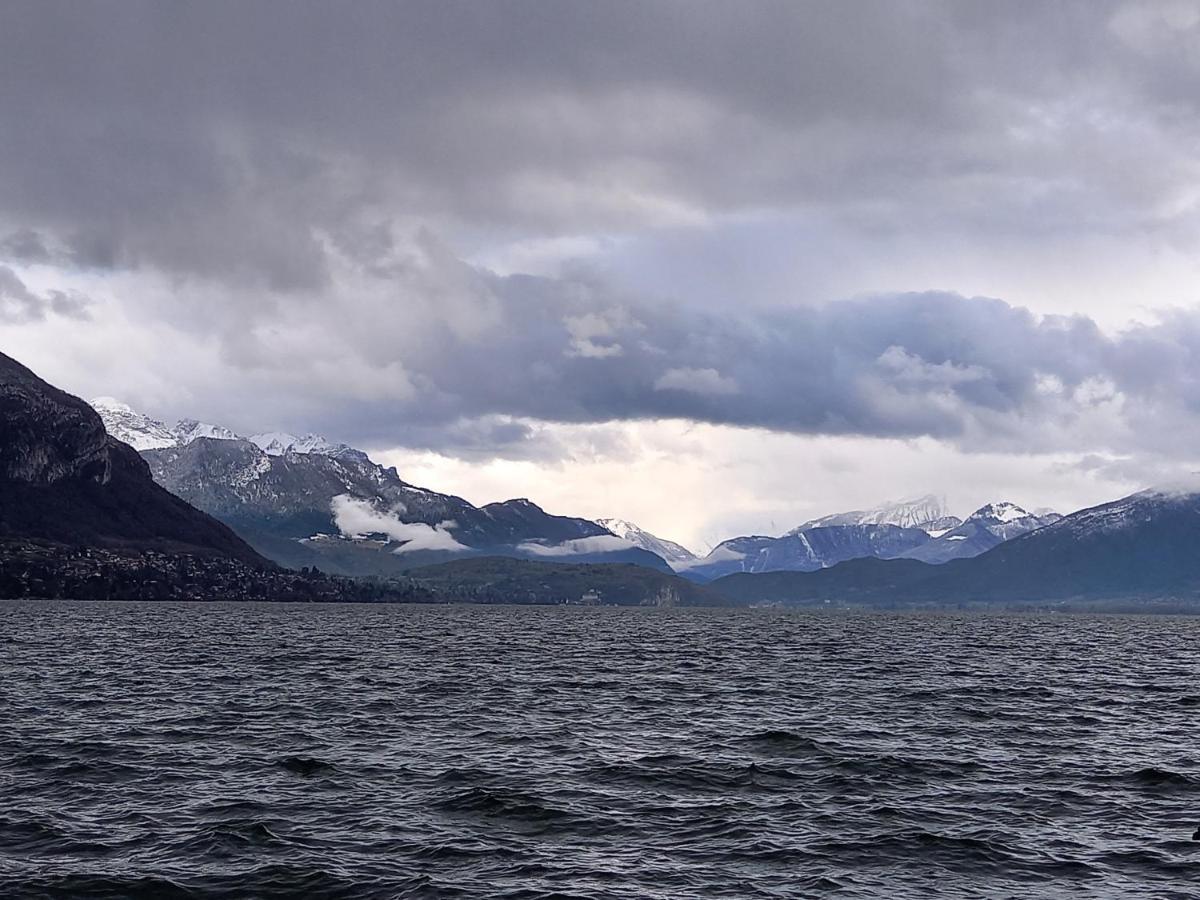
[2,603,1199,899]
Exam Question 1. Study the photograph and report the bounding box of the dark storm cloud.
[240,259,1200,459]
[5,0,1200,463]
[1,0,1193,289]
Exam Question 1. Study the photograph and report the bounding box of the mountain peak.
[791,494,949,534]
[967,501,1032,524]
[91,399,369,463]
[90,396,134,413]
[89,397,179,451]
[2,354,266,564]
[596,517,697,567]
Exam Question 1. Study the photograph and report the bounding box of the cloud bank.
[331,495,467,554]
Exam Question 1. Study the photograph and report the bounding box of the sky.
[5,1,1200,551]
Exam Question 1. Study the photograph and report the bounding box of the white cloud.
[330,494,467,554]
[515,535,634,556]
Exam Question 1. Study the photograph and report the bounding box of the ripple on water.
[1,601,1199,899]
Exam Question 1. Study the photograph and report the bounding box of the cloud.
[4,0,1200,294]
[18,226,1200,469]
[515,535,634,557]
[654,367,739,396]
[330,494,467,554]
[9,0,1200,528]
[0,265,88,323]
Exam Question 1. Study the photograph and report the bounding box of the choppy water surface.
[2,602,1200,898]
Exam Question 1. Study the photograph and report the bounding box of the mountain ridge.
[596,518,697,568]
[710,486,1200,607]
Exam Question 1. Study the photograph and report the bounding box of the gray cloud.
[2,0,1199,292]
[6,0,1200,481]
[88,228,1198,464]
[345,277,1200,459]
[0,265,88,323]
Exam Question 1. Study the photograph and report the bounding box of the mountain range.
[98,400,1060,580]
[98,398,1080,580]
[94,398,1075,581]
[0,353,434,602]
[711,484,1200,608]
[4,351,1200,607]
[676,496,1059,581]
[95,399,671,575]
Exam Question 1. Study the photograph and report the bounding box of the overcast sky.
[5,0,1200,550]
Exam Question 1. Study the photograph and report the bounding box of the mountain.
[789,494,954,533]
[932,487,1200,601]
[407,556,725,606]
[709,486,1200,607]
[596,518,697,568]
[93,397,366,462]
[1,361,265,563]
[685,496,1058,581]
[0,353,444,601]
[89,397,181,451]
[121,418,669,575]
[712,557,940,607]
[900,502,1060,564]
[681,523,932,582]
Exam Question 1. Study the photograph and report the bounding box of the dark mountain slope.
[712,557,941,606]
[0,352,265,564]
[927,489,1200,601]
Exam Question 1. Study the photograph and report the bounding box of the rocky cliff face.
[0,355,115,484]
[0,352,266,565]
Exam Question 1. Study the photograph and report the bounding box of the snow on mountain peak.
[968,501,1032,524]
[791,494,949,534]
[174,418,242,444]
[90,397,179,451]
[91,400,369,462]
[246,430,367,461]
[595,517,697,567]
[90,396,134,413]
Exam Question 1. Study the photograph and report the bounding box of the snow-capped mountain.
[596,518,697,569]
[92,398,366,463]
[711,486,1200,607]
[682,523,933,582]
[922,487,1200,601]
[901,501,1059,564]
[683,497,1062,580]
[174,418,241,444]
[790,494,956,534]
[141,437,669,575]
[89,398,671,575]
[679,493,960,581]
[89,397,181,451]
[247,431,368,463]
